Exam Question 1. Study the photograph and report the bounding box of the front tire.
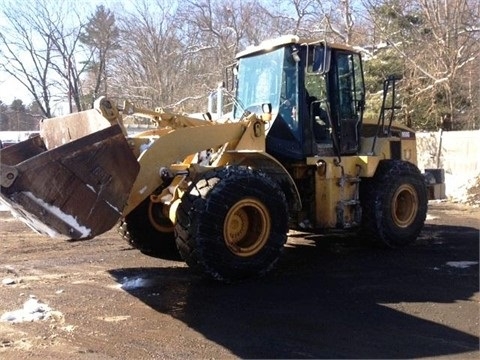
[175,166,288,282]
[118,198,180,259]
[360,160,428,247]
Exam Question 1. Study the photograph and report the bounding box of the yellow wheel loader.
[0,35,439,282]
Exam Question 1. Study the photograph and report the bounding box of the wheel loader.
[0,35,438,282]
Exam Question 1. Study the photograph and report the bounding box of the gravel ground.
[0,201,478,359]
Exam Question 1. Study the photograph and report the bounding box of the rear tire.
[118,198,180,260]
[360,160,428,247]
[175,166,288,282]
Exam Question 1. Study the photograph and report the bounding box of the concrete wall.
[417,130,480,199]
[416,130,480,178]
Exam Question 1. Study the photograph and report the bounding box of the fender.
[216,150,302,212]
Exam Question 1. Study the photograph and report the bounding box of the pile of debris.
[446,174,480,207]
[465,175,480,207]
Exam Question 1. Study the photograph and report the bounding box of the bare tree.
[264,0,320,38]
[0,0,91,116]
[363,0,480,130]
[416,0,480,130]
[176,0,269,74]
[46,9,91,112]
[174,0,295,111]
[110,0,188,109]
[111,0,274,112]
[0,2,57,117]
[265,0,370,45]
[310,0,357,43]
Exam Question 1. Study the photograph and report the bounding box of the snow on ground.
[117,276,152,290]
[446,261,479,269]
[1,296,59,323]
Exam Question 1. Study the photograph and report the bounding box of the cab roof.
[235,34,359,59]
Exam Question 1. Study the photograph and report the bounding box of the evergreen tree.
[79,5,120,106]
[10,99,26,113]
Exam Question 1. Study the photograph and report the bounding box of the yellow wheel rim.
[391,184,418,228]
[224,198,271,257]
[148,202,174,233]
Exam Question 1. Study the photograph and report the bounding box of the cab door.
[328,50,365,155]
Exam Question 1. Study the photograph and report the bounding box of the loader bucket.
[0,124,140,239]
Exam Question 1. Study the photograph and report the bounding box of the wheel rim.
[391,184,418,228]
[223,197,271,257]
[148,202,174,233]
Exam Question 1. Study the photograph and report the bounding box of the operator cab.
[232,35,365,160]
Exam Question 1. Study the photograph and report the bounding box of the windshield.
[233,47,285,119]
[233,46,301,142]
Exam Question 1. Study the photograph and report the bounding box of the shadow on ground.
[110,223,479,359]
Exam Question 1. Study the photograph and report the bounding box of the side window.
[305,73,326,102]
[336,53,356,119]
[335,52,365,120]
[280,50,299,132]
[352,53,365,112]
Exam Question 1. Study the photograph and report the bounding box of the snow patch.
[23,191,91,238]
[2,278,17,285]
[1,297,57,323]
[86,184,96,193]
[445,174,476,202]
[9,205,60,238]
[446,261,478,269]
[117,276,152,290]
[139,139,154,153]
[105,200,120,213]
